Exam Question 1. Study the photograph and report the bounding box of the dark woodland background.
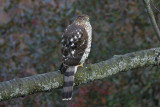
[0,0,160,106]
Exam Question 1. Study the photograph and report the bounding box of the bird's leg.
[78,63,84,67]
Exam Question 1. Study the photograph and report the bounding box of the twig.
[144,0,160,41]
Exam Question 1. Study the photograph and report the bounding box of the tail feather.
[62,66,77,101]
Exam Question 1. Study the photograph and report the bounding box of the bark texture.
[0,47,160,101]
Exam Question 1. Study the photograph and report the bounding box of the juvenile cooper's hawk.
[60,14,92,101]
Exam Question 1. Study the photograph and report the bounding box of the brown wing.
[61,24,88,66]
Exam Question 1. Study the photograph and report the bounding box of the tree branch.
[144,0,160,41]
[0,47,160,102]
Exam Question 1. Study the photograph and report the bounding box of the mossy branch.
[144,0,160,41]
[0,47,160,102]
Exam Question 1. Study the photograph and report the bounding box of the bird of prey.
[60,14,92,101]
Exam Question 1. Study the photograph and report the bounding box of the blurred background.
[0,0,160,106]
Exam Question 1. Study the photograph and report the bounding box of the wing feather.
[61,24,88,66]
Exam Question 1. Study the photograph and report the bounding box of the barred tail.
[62,66,77,101]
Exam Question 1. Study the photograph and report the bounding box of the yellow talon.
[78,63,84,67]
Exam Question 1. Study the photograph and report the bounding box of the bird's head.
[74,14,90,24]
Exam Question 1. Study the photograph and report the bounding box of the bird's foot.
[78,63,84,67]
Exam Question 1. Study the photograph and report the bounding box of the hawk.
[60,14,92,101]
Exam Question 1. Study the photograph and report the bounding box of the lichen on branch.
[0,47,160,101]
